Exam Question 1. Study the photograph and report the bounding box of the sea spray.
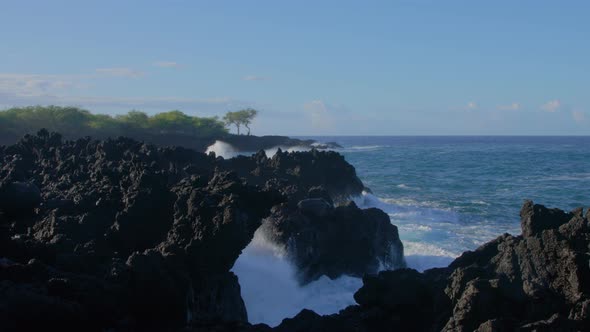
[205,140,240,159]
[234,193,466,325]
[264,145,310,158]
[232,227,362,326]
[205,141,313,159]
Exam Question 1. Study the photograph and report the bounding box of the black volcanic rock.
[261,200,405,283]
[221,135,315,152]
[0,131,392,331]
[0,181,41,215]
[12,131,589,332]
[520,199,574,237]
[297,198,333,217]
[220,148,365,203]
[0,131,283,331]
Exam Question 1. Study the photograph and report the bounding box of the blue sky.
[1,1,588,135]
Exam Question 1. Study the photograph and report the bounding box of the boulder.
[520,200,573,237]
[263,200,405,283]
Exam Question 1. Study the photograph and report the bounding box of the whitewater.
[210,136,590,326]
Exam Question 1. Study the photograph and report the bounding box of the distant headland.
[0,106,340,153]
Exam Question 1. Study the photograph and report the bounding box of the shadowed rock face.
[0,131,282,331]
[219,149,366,204]
[264,201,590,332]
[0,131,385,331]
[261,199,406,284]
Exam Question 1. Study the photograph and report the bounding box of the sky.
[0,0,588,135]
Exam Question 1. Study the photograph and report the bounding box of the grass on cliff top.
[0,106,228,141]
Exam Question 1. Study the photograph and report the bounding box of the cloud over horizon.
[497,102,521,111]
[152,61,181,68]
[541,100,562,112]
[304,100,334,130]
[572,110,586,123]
[242,75,270,81]
[0,92,246,115]
[466,102,478,110]
[95,67,144,78]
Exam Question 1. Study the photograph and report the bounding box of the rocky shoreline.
[0,130,339,155]
[1,131,588,331]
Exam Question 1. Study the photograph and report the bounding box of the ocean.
[227,136,590,326]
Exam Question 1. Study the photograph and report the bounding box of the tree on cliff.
[0,106,228,142]
[223,108,258,135]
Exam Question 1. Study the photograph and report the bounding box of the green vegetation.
[223,108,258,135]
[0,106,229,142]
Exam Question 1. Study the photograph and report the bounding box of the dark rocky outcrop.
[275,200,590,331]
[261,200,405,283]
[0,126,341,155]
[221,135,315,152]
[217,149,405,283]
[219,148,365,203]
[0,131,282,331]
[0,130,385,331]
[5,130,586,332]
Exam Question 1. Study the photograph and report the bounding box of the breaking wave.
[205,140,241,159]
[232,228,361,327]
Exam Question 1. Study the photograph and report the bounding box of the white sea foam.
[233,192,475,325]
[414,224,433,232]
[341,145,385,152]
[354,192,459,224]
[403,241,457,272]
[232,228,362,327]
[396,183,421,190]
[205,141,314,159]
[234,191,475,326]
[264,145,311,158]
[353,191,461,271]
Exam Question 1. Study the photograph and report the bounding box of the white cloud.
[95,67,144,78]
[572,110,586,123]
[304,100,334,129]
[153,61,181,68]
[0,73,78,96]
[65,96,237,111]
[466,101,478,110]
[242,75,269,81]
[0,70,253,113]
[0,89,248,114]
[541,99,561,112]
[497,102,521,111]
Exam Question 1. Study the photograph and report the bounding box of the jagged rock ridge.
[0,130,403,331]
